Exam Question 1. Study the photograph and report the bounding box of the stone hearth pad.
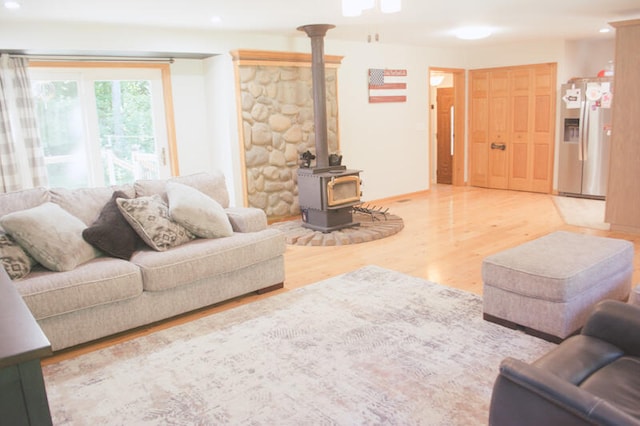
[269,212,404,246]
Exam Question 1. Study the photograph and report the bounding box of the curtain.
[0,54,48,192]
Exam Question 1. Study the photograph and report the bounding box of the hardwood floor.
[43,185,640,365]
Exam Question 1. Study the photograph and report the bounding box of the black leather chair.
[489,300,640,426]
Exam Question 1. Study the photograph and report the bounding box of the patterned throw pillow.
[0,202,99,272]
[0,229,35,280]
[166,182,233,239]
[116,195,195,251]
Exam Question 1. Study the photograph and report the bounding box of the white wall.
[0,21,616,203]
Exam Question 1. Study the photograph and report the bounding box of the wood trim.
[159,64,180,176]
[230,49,343,67]
[232,60,250,207]
[29,61,180,176]
[610,19,640,28]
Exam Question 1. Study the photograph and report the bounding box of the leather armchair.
[489,300,640,426]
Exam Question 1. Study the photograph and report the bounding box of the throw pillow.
[116,195,195,251]
[82,191,143,260]
[166,182,233,239]
[0,203,99,272]
[0,229,35,280]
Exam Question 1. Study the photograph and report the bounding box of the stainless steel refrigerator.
[558,77,614,199]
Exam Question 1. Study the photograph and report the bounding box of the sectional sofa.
[0,171,286,351]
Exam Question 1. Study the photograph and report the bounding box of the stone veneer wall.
[232,50,341,221]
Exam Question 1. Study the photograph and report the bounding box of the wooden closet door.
[530,64,556,193]
[508,68,532,191]
[469,71,489,187]
[487,70,510,189]
[469,63,556,193]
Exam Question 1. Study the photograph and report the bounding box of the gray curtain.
[0,54,48,192]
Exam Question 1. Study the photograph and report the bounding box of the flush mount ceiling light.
[454,26,493,40]
[342,0,401,17]
[3,1,20,9]
[599,27,611,33]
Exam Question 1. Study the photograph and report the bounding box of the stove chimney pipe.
[297,24,335,169]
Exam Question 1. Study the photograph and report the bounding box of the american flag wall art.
[368,68,407,103]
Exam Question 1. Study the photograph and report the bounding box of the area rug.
[552,195,610,230]
[43,266,555,425]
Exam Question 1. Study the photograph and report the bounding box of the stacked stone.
[238,65,339,220]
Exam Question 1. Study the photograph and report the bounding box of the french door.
[29,66,171,188]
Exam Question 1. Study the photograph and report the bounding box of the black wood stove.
[296,24,362,232]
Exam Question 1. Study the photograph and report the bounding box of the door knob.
[491,143,506,151]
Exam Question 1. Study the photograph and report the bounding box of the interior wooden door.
[469,63,556,193]
[508,68,532,191]
[469,71,489,187]
[436,87,454,184]
[530,64,556,193]
[487,70,509,189]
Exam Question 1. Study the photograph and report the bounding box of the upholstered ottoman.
[482,231,634,342]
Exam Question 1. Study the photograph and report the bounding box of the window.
[29,62,178,188]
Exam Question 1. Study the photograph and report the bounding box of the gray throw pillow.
[116,195,195,251]
[0,203,99,272]
[166,182,233,239]
[82,191,143,259]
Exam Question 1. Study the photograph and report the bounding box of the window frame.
[29,60,180,183]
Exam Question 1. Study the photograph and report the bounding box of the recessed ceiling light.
[599,27,611,33]
[454,26,492,40]
[210,16,222,24]
[4,1,21,9]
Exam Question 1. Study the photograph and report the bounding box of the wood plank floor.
[44,185,640,364]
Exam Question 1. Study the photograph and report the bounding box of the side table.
[0,269,52,426]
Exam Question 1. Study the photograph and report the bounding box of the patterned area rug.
[43,266,555,425]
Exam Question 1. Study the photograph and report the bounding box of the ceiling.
[1,0,640,47]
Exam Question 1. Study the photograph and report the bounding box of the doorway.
[429,67,465,186]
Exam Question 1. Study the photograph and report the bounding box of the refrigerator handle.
[578,100,586,161]
[583,101,591,162]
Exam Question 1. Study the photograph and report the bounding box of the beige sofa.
[0,171,285,351]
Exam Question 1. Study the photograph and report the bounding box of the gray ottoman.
[482,231,634,342]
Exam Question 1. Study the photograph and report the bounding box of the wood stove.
[297,24,362,232]
[298,167,361,232]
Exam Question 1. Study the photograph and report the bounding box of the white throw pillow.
[0,203,99,272]
[166,182,233,239]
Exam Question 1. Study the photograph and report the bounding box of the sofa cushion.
[580,356,640,421]
[134,171,230,208]
[131,228,285,292]
[0,187,50,218]
[0,229,36,280]
[116,195,195,251]
[15,258,143,320]
[225,207,268,233]
[50,184,136,225]
[166,182,233,239]
[83,190,143,260]
[0,202,99,272]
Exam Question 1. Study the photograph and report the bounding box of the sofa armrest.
[225,208,268,233]
[489,357,640,426]
[582,300,640,357]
